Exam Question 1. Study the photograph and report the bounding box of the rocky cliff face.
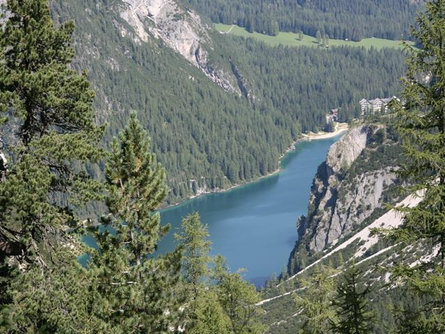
[119,0,238,92]
[289,124,403,272]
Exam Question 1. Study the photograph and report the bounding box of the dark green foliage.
[0,0,104,269]
[105,112,168,264]
[86,114,183,332]
[0,1,268,332]
[50,0,406,205]
[215,35,405,134]
[331,266,373,334]
[379,1,445,331]
[0,110,184,333]
[324,121,335,133]
[2,248,90,333]
[188,0,422,40]
[388,0,445,267]
[0,1,104,330]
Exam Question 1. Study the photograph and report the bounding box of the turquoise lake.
[158,134,343,286]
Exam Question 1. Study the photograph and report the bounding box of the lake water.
[158,135,343,286]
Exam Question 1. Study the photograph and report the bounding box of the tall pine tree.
[0,0,104,266]
[0,1,104,330]
[86,113,183,332]
[175,213,211,294]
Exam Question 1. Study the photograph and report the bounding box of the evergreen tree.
[0,0,104,326]
[0,1,102,331]
[298,30,304,41]
[176,212,211,292]
[188,290,232,334]
[389,0,445,268]
[323,34,330,48]
[175,213,266,333]
[86,113,183,332]
[293,266,338,334]
[388,0,445,268]
[0,0,104,265]
[381,0,445,331]
[331,266,373,334]
[175,212,212,330]
[213,256,266,334]
[270,20,279,36]
[105,112,168,264]
[1,247,92,332]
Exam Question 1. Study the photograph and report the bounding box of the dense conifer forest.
[51,0,407,204]
[0,0,443,333]
[187,0,423,40]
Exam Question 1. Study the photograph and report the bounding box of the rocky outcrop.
[119,0,238,92]
[325,125,370,174]
[308,166,397,252]
[288,124,402,273]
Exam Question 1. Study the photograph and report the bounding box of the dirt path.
[220,24,235,34]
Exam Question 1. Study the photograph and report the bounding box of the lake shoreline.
[300,122,349,140]
[164,124,349,210]
[160,133,346,283]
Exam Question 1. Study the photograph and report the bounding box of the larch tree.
[293,266,338,334]
[188,290,232,334]
[175,213,232,333]
[212,256,266,334]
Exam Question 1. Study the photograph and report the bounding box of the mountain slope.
[257,123,437,333]
[48,0,407,205]
[188,0,424,40]
[288,124,404,273]
[119,0,238,92]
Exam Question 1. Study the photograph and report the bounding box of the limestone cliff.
[118,0,238,92]
[289,124,403,273]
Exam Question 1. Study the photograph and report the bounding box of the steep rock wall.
[289,124,402,273]
[119,0,238,92]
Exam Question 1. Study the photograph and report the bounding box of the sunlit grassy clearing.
[215,24,413,50]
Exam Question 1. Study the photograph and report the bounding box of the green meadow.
[216,24,413,50]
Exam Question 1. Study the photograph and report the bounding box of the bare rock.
[119,0,238,92]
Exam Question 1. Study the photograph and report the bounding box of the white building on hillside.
[359,96,399,115]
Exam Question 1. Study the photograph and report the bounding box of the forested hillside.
[0,2,266,331]
[260,119,443,333]
[259,0,445,331]
[1,0,444,333]
[187,0,424,40]
[50,0,406,204]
